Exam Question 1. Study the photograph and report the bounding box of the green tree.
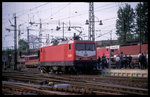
[135,2,148,43]
[19,39,29,50]
[116,3,135,44]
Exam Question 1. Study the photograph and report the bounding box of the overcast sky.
[2,2,139,50]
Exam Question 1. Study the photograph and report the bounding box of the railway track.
[3,81,83,95]
[2,70,148,95]
[60,74,148,88]
[3,71,147,89]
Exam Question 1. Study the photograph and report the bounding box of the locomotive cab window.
[86,43,95,51]
[76,43,85,51]
[76,43,95,51]
[69,44,71,50]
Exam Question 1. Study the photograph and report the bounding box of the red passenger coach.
[40,40,97,74]
[97,44,148,58]
[97,45,120,58]
[25,55,39,67]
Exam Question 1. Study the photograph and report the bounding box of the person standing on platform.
[130,60,135,69]
[120,52,124,69]
[140,53,144,69]
[142,53,147,69]
[97,56,101,70]
[123,54,128,69]
[115,54,120,69]
[102,54,106,69]
[144,52,147,69]
[108,58,112,69]
[128,54,132,68]
[138,52,142,69]
[106,58,109,68]
[146,52,148,69]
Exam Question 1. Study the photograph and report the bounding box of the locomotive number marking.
[68,54,72,57]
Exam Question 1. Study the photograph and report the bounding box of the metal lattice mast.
[39,19,42,47]
[88,2,95,41]
[14,13,17,70]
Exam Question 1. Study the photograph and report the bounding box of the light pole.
[14,13,17,70]
[56,22,67,41]
[85,15,103,41]
[86,2,103,41]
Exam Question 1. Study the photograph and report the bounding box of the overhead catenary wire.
[4,2,118,30]
[4,2,134,49]
[37,3,114,23]
[94,3,115,9]
[16,3,50,17]
[3,3,49,29]
[3,2,124,25]
[21,2,80,23]
[41,3,72,22]
[44,4,118,24]
[95,5,117,12]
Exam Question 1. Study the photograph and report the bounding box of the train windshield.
[76,43,95,51]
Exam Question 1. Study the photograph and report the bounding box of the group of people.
[97,51,148,70]
[115,52,134,69]
[115,52,148,69]
[97,54,110,69]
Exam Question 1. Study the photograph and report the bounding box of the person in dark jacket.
[120,52,124,68]
[143,52,147,69]
[128,54,132,68]
[123,54,128,69]
[141,53,147,69]
[97,56,101,70]
[130,60,135,69]
[102,54,107,69]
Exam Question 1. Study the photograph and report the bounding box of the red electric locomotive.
[40,40,97,74]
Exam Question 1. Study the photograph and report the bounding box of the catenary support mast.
[88,2,95,41]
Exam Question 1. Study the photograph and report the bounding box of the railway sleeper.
[3,83,74,95]
[79,81,148,94]
[71,83,147,95]
[4,74,148,94]
[93,91,121,95]
[40,85,93,95]
[94,85,147,95]
[2,88,14,95]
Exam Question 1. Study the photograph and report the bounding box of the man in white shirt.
[146,53,148,68]
[138,52,142,58]
[116,54,120,69]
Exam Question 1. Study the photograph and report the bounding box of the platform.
[101,69,148,78]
